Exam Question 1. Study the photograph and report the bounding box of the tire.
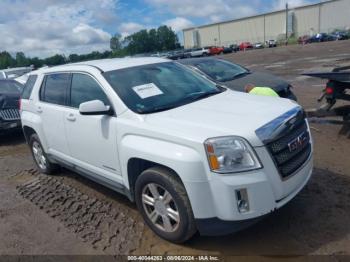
[29,134,59,175]
[135,166,197,243]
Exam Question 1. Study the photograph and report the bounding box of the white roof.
[53,57,170,73]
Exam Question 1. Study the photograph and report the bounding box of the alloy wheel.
[32,141,47,170]
[141,183,180,232]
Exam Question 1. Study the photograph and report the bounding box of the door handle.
[36,106,43,113]
[66,114,76,122]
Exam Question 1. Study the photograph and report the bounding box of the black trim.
[195,215,266,236]
[79,107,114,116]
[48,154,133,201]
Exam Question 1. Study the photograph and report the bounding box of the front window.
[194,59,249,82]
[103,62,222,114]
[70,73,110,108]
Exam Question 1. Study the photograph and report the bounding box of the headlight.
[204,136,262,173]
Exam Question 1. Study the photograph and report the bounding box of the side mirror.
[79,100,113,116]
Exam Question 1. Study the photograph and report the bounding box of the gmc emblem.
[288,132,308,153]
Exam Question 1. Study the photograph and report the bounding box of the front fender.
[120,135,208,184]
[119,135,215,218]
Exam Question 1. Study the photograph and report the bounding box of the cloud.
[118,22,147,38]
[164,17,194,32]
[146,0,257,23]
[0,0,118,57]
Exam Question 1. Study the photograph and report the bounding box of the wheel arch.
[22,125,37,143]
[127,158,183,200]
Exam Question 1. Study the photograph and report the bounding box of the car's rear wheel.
[29,134,58,175]
[135,167,197,243]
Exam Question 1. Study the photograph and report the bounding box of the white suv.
[20,58,313,243]
[190,47,210,57]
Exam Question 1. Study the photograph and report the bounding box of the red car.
[208,46,224,55]
[298,35,311,45]
[239,42,253,51]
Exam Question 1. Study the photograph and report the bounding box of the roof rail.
[60,63,104,73]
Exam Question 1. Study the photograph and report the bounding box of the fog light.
[236,188,250,213]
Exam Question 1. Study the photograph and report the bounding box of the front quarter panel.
[119,134,217,218]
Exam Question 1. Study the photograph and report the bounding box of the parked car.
[183,49,193,58]
[266,40,277,48]
[167,50,185,60]
[222,46,233,54]
[21,57,312,243]
[0,80,23,133]
[310,33,335,43]
[0,67,33,80]
[230,44,240,52]
[254,42,264,49]
[190,47,210,57]
[208,46,224,55]
[298,35,311,45]
[331,31,349,41]
[178,57,297,100]
[239,42,253,51]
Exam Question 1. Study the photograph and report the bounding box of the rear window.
[0,80,23,93]
[21,75,37,99]
[40,73,70,106]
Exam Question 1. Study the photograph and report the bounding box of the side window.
[70,73,110,108]
[41,73,70,105]
[21,75,37,99]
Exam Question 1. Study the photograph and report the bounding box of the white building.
[183,0,350,48]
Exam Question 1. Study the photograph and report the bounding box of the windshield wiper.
[222,71,250,82]
[139,103,185,114]
[183,89,223,101]
[233,71,250,78]
[139,89,223,114]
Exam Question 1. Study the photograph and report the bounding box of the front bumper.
[0,120,21,131]
[185,153,313,236]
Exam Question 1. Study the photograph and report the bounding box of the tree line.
[0,25,180,70]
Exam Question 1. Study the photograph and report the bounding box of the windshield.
[0,81,23,93]
[103,62,222,114]
[194,59,248,82]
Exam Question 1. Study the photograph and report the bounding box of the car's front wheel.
[135,167,197,243]
[29,134,58,175]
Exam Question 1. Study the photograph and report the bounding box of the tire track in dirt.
[16,170,144,254]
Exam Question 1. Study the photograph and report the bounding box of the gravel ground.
[1,40,350,256]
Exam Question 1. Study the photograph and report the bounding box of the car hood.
[222,71,290,93]
[145,90,298,147]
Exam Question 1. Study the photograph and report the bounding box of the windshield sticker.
[132,83,163,99]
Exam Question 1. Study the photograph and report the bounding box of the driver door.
[63,73,122,183]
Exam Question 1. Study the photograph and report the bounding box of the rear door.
[36,73,71,158]
[63,72,122,183]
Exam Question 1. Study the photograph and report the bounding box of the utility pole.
[286,2,289,41]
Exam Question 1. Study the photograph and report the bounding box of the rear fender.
[21,110,48,150]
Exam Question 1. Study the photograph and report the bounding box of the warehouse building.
[183,0,350,48]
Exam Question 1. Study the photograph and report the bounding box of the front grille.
[0,109,20,121]
[266,118,311,179]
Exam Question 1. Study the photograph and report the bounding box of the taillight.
[325,87,334,95]
[325,81,335,95]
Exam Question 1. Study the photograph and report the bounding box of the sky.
[0,0,321,58]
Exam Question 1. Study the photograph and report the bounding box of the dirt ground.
[1,40,350,256]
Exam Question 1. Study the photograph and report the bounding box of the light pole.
[286,3,289,42]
